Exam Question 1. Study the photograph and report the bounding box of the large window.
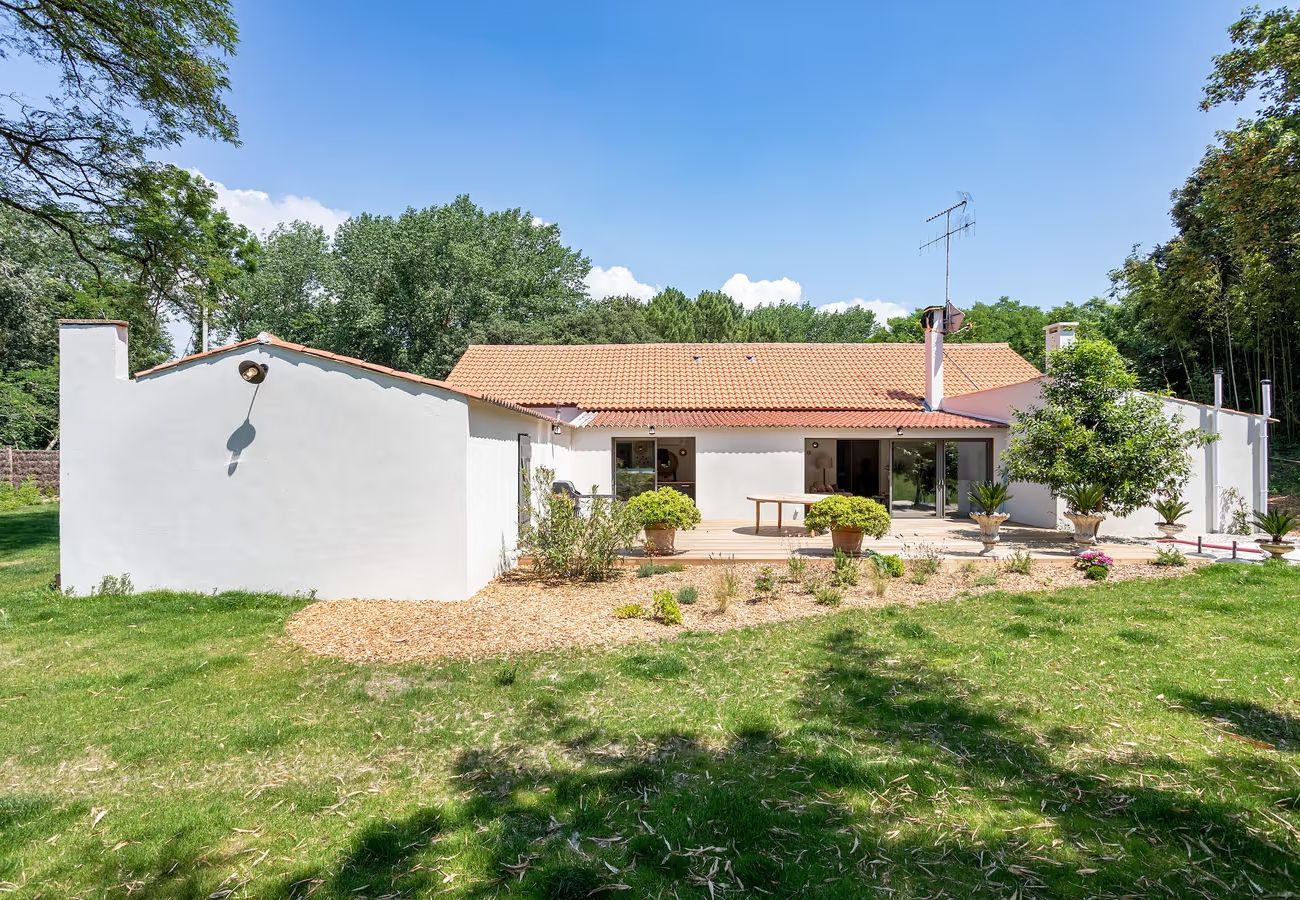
[612,437,696,501]
[888,438,993,518]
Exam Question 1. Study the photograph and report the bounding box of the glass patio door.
[613,439,657,501]
[890,440,938,517]
[942,440,991,518]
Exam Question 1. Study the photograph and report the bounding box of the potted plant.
[1252,508,1298,560]
[1061,483,1106,548]
[626,486,701,555]
[1151,496,1192,539]
[804,495,891,556]
[968,481,1013,554]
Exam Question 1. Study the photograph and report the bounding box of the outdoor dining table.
[746,492,833,533]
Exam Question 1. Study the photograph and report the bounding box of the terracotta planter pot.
[970,511,1010,554]
[830,528,865,556]
[1064,512,1105,548]
[643,525,677,555]
[1256,539,1295,560]
[1156,522,1186,539]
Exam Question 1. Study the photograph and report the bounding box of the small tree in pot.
[1152,496,1192,539]
[626,487,701,555]
[969,481,1013,553]
[1060,483,1107,547]
[1001,339,1212,548]
[804,495,891,556]
[1252,508,1298,560]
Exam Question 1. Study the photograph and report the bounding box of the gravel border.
[286,558,1201,665]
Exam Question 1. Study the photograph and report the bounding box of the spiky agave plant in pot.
[969,481,1013,554]
[1151,496,1192,539]
[1252,508,1298,560]
[1061,483,1107,549]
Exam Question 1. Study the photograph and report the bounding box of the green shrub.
[676,585,699,605]
[520,467,641,581]
[787,553,808,582]
[754,566,777,599]
[814,585,844,607]
[867,552,904,578]
[637,562,685,578]
[1153,545,1187,567]
[614,603,645,619]
[831,549,859,587]
[0,477,44,511]
[1002,549,1034,575]
[973,573,998,587]
[1085,564,1109,581]
[626,487,702,531]
[969,481,1013,514]
[651,590,682,625]
[492,663,520,686]
[1253,508,1299,542]
[804,495,891,538]
[1060,483,1106,515]
[1152,496,1192,525]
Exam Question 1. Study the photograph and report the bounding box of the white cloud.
[194,170,351,235]
[585,265,657,301]
[817,297,911,322]
[720,273,803,309]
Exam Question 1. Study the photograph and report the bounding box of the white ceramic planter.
[1064,512,1105,548]
[971,511,1010,554]
[1156,522,1186,539]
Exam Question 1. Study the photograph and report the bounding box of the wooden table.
[746,493,832,533]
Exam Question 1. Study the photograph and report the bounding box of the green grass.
[1,503,1298,897]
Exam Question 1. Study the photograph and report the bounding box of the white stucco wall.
[60,325,541,601]
[568,426,1006,522]
[942,378,1269,537]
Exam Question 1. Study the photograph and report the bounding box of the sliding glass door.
[890,440,938,517]
[889,438,993,518]
[613,439,657,501]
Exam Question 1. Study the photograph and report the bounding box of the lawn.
[0,504,1297,898]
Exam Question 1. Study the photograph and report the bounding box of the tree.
[222,221,335,346]
[321,196,590,378]
[645,288,697,341]
[1000,340,1211,517]
[0,0,239,268]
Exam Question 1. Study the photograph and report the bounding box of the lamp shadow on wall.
[226,385,261,476]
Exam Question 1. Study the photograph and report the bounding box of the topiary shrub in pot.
[626,487,701,555]
[968,481,1013,554]
[1252,508,1298,560]
[1061,483,1107,548]
[804,495,890,556]
[1152,496,1191,539]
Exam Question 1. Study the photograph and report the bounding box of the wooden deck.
[622,518,1164,565]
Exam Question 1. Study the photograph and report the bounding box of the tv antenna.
[920,193,975,306]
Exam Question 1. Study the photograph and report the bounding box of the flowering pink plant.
[1073,550,1114,571]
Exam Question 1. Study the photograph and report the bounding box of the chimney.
[922,307,944,411]
[59,320,130,384]
[1043,322,1078,370]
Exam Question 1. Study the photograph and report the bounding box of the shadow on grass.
[0,503,57,557]
[268,625,1299,898]
[1170,689,1300,751]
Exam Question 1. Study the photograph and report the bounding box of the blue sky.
[35,1,1256,318]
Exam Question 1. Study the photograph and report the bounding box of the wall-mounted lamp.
[811,441,819,449]
[238,360,268,384]
[551,422,562,435]
[679,447,687,456]
[895,426,904,436]
[648,424,656,436]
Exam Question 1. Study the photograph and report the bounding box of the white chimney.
[1043,322,1078,369]
[922,307,944,411]
[1209,366,1223,531]
[1259,379,1272,514]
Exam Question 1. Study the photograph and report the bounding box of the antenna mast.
[920,193,975,305]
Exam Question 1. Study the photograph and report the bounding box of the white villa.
[58,311,1272,600]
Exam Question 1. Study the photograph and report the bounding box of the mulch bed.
[285,557,1201,665]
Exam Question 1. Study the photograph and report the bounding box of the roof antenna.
[920,192,975,317]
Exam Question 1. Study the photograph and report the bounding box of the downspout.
[1209,367,1222,532]
[1259,379,1272,514]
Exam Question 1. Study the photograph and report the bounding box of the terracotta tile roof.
[447,343,1039,410]
[133,334,557,422]
[577,410,999,428]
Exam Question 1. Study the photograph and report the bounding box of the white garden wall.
[60,323,547,601]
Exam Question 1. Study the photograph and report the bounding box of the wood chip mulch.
[285,558,1201,665]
